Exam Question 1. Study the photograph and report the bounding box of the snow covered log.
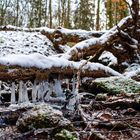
[0,25,55,33]
[41,27,105,44]
[62,16,137,61]
[0,54,121,81]
[0,25,104,43]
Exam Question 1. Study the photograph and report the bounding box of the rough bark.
[62,16,135,61]
[0,62,121,81]
[62,17,139,63]
[0,25,104,43]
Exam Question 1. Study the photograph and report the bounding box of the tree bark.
[0,61,121,81]
[62,16,134,61]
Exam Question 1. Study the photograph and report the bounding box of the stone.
[16,103,72,132]
[55,129,78,140]
[92,76,140,94]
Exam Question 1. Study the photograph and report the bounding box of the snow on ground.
[99,51,118,66]
[0,31,56,57]
[123,64,140,78]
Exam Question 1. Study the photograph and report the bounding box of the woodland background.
[0,0,132,30]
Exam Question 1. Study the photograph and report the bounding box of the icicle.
[44,82,53,101]
[32,80,37,103]
[11,82,16,104]
[18,80,23,103]
[37,82,44,101]
[37,82,41,101]
[22,82,29,103]
[72,74,76,94]
[53,79,64,97]
[0,81,2,103]
[66,74,80,111]
[42,81,49,99]
[66,79,70,90]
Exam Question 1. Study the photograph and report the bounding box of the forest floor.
[0,90,140,140]
[0,23,140,139]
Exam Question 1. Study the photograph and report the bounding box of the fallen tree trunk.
[0,61,121,81]
[0,25,105,54]
[42,27,105,45]
[62,16,138,62]
[0,53,121,81]
[0,25,104,43]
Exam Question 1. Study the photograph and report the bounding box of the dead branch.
[62,16,134,61]
[0,59,121,81]
[100,99,140,110]
[0,25,104,43]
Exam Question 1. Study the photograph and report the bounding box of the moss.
[16,104,72,133]
[0,65,9,71]
[55,129,78,140]
[93,76,140,94]
[95,93,107,101]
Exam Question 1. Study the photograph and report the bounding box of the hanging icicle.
[0,81,2,103]
[22,82,29,103]
[66,79,70,90]
[72,74,76,94]
[18,80,23,103]
[32,80,37,103]
[42,81,49,99]
[53,78,63,97]
[37,81,49,102]
[44,82,53,101]
[11,82,16,104]
[66,73,80,111]
[37,82,44,102]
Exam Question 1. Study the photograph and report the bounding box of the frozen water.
[11,82,16,104]
[32,80,37,103]
[53,79,63,97]
[18,81,23,103]
[22,82,29,103]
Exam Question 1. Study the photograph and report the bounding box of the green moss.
[16,104,72,133]
[93,76,140,94]
[95,93,107,101]
[55,129,78,140]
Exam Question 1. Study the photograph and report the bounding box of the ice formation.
[18,81,23,103]
[22,82,29,103]
[32,80,37,103]
[11,82,16,104]
[8,75,81,111]
[53,79,63,97]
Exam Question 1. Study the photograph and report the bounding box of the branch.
[62,16,133,61]
[0,54,121,81]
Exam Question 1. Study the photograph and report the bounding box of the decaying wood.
[0,25,104,43]
[0,25,105,53]
[42,27,105,44]
[100,99,140,110]
[62,16,140,63]
[0,62,121,81]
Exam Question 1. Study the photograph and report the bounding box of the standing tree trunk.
[107,0,113,29]
[96,0,100,30]
[131,0,139,38]
[49,0,52,28]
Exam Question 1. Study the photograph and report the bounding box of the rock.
[55,129,78,140]
[95,93,107,101]
[92,76,140,94]
[122,108,137,115]
[16,103,72,132]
